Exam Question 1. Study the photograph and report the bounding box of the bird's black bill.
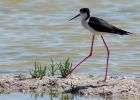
[69,14,80,21]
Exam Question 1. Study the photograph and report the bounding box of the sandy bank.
[0,74,139,99]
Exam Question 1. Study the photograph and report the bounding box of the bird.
[66,8,132,82]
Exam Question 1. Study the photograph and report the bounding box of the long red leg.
[66,34,95,76]
[100,34,110,82]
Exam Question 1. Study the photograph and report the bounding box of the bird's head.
[69,8,90,21]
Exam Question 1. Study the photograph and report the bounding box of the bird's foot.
[65,71,72,77]
[97,78,107,84]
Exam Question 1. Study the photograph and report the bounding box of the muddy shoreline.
[0,74,140,99]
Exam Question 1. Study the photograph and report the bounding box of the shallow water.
[0,93,105,100]
[0,0,140,99]
[0,0,139,76]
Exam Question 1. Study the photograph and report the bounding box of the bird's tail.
[114,27,133,35]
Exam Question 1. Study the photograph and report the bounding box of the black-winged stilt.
[66,8,132,82]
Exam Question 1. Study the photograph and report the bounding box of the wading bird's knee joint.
[88,50,93,57]
[107,50,110,55]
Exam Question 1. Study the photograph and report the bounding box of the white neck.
[80,13,88,22]
[80,13,90,31]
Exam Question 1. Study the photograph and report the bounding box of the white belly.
[81,21,98,35]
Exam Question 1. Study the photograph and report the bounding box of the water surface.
[0,93,105,100]
[0,0,140,99]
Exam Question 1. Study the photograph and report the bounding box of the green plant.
[57,58,72,78]
[30,62,47,79]
[48,59,57,76]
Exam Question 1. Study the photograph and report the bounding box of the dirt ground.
[0,74,139,99]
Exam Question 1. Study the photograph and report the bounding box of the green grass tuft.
[30,62,47,79]
[57,58,72,78]
[48,59,57,76]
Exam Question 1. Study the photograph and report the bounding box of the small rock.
[99,91,113,97]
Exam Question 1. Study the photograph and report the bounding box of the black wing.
[88,17,132,35]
